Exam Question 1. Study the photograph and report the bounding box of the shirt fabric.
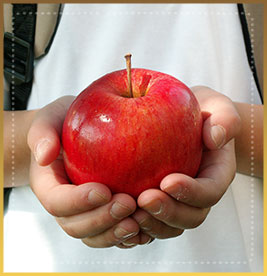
[4,3,263,272]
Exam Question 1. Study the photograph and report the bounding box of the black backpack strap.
[3,4,37,213]
[237,4,263,104]
[4,4,37,110]
[4,5,62,212]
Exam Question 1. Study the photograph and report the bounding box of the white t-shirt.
[4,4,263,272]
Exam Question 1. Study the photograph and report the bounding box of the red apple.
[62,56,203,198]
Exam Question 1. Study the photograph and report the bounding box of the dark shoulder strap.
[4,4,37,110]
[3,5,61,211]
[3,5,37,212]
[237,3,263,103]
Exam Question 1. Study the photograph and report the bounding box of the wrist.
[233,102,263,177]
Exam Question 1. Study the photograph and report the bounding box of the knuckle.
[139,216,154,232]
[232,111,241,126]
[204,179,225,208]
[111,235,123,247]
[230,170,236,184]
[156,228,184,239]
[175,229,184,237]
[189,208,210,229]
[68,193,87,214]
[190,217,205,229]
[207,193,223,207]
[191,85,210,93]
[86,217,106,236]
[82,238,109,248]
[81,237,100,248]
[81,238,92,247]
[82,232,120,248]
[43,199,59,217]
[161,208,179,228]
[29,183,61,217]
[208,178,232,208]
[59,220,83,239]
[230,112,242,135]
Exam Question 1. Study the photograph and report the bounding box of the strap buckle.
[4,32,34,86]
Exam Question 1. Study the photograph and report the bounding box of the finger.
[30,157,112,217]
[191,86,241,150]
[120,232,154,248]
[137,189,210,229]
[139,232,154,245]
[160,140,236,208]
[132,209,184,239]
[82,217,139,248]
[56,193,136,239]
[27,96,74,166]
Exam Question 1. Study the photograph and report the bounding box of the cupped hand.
[27,96,147,248]
[131,86,241,243]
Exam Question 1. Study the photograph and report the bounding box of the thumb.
[191,86,242,151]
[27,96,75,166]
[202,107,241,150]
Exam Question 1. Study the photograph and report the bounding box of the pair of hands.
[27,86,241,249]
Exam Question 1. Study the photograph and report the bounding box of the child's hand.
[27,96,150,248]
[130,86,241,244]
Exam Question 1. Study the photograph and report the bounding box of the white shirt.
[4,3,263,272]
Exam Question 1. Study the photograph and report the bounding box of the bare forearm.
[4,110,38,187]
[234,102,263,178]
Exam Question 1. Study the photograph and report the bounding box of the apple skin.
[62,69,203,198]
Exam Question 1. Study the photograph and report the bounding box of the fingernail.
[110,201,132,220]
[144,237,153,245]
[114,227,137,239]
[162,184,186,201]
[211,125,226,149]
[142,199,162,215]
[121,241,137,247]
[88,189,108,205]
[34,139,51,163]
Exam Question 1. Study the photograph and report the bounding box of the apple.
[62,54,203,198]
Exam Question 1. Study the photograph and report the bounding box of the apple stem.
[124,53,133,98]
